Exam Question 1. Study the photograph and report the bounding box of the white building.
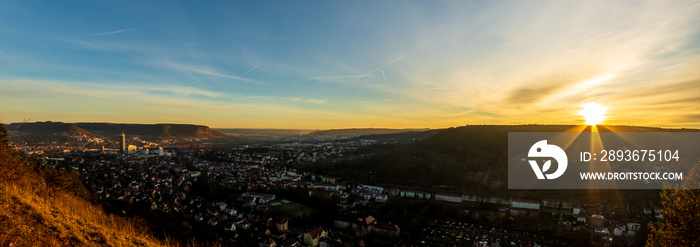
[594,228,610,236]
[511,199,540,210]
[435,193,462,203]
[614,226,625,236]
[572,207,581,214]
[627,223,641,231]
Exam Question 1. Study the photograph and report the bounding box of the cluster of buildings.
[23,133,662,246]
[418,219,559,247]
[39,141,404,246]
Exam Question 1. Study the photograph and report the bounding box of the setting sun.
[579,103,607,125]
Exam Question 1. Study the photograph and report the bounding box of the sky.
[1,1,700,129]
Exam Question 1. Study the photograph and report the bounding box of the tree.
[647,162,700,246]
[0,124,9,152]
[0,124,25,181]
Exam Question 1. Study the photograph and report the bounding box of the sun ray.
[588,125,626,208]
[560,125,588,150]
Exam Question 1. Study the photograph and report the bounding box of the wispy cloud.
[303,99,325,104]
[2,79,226,99]
[308,54,408,90]
[244,64,261,74]
[4,1,700,128]
[311,75,369,80]
[352,99,402,104]
[90,28,141,37]
[0,79,360,129]
[388,0,700,125]
[380,69,388,86]
[355,54,408,80]
[152,85,226,98]
[167,63,260,83]
[290,97,326,104]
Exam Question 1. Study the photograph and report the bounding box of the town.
[10,130,661,247]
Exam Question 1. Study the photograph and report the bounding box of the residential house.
[319,237,342,247]
[333,217,353,230]
[627,223,641,231]
[207,217,218,226]
[590,214,605,228]
[258,236,276,247]
[374,222,400,238]
[572,207,581,215]
[594,228,610,236]
[242,192,277,205]
[614,226,625,237]
[276,217,289,232]
[303,227,327,247]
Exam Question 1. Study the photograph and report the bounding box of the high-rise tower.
[120,132,126,154]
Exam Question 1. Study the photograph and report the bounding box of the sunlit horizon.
[1,1,700,129]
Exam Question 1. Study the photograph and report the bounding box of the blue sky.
[1,1,700,129]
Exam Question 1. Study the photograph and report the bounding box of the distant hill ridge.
[6,121,226,139]
[327,124,699,191]
[305,128,431,138]
[4,122,97,137]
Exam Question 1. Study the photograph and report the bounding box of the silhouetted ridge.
[326,125,699,191]
[5,122,226,140]
[305,128,430,138]
[6,121,97,137]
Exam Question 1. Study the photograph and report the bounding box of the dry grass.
[0,127,210,247]
[0,166,214,247]
[0,154,196,246]
[0,182,176,247]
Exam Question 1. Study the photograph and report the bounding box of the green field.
[270,199,314,219]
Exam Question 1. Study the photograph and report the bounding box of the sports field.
[270,199,314,219]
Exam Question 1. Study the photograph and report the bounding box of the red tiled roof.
[308,227,323,239]
[363,215,376,225]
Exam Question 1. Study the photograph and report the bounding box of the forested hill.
[325,125,698,192]
[6,121,227,140]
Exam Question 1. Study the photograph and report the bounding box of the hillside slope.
[0,184,167,247]
[0,124,172,247]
